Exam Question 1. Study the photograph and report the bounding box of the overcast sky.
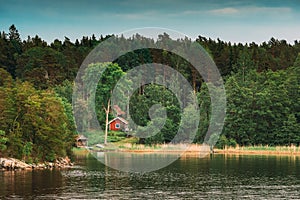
[1,0,300,44]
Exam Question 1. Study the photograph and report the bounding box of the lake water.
[1,153,300,199]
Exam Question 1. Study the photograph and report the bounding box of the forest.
[0,24,299,162]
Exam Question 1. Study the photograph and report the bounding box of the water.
[1,153,300,199]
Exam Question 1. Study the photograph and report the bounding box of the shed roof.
[108,117,128,125]
[76,134,88,141]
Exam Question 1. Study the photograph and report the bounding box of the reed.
[116,143,300,156]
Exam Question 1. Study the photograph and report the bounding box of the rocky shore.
[0,157,73,171]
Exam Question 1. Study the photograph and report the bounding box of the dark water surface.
[1,153,300,199]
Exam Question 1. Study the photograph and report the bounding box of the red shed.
[108,117,129,131]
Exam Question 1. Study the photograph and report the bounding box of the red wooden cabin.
[108,117,129,131]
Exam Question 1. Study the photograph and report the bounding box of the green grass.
[81,130,128,146]
[242,146,277,151]
[72,147,89,155]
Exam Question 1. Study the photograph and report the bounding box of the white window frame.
[115,123,120,129]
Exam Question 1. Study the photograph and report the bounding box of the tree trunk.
[104,99,110,145]
[192,68,196,94]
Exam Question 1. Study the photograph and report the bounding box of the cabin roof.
[76,134,87,141]
[108,117,128,125]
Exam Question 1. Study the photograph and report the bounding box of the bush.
[228,138,237,148]
[215,135,228,149]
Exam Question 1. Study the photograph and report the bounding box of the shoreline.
[115,149,300,156]
[82,144,300,157]
[213,149,300,156]
[0,157,74,171]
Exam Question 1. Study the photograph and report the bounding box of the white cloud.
[244,6,291,14]
[208,7,239,15]
[206,6,291,16]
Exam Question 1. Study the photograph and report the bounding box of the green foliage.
[23,142,33,162]
[0,130,9,152]
[215,135,228,149]
[227,138,237,148]
[54,80,73,104]
[82,62,125,127]
[16,47,74,89]
[129,83,182,144]
[0,75,75,162]
[0,68,13,87]
[224,66,300,146]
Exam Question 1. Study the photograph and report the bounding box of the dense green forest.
[0,24,299,161]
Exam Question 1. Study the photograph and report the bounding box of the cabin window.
[115,123,120,128]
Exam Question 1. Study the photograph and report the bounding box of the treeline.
[1,25,300,89]
[0,24,300,155]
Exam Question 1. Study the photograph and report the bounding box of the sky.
[1,0,300,44]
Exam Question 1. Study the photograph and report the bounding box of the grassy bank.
[72,147,90,155]
[116,143,202,152]
[115,143,300,156]
[73,143,300,156]
[214,145,300,155]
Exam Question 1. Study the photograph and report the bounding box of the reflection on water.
[93,151,182,172]
[1,153,300,199]
[0,169,65,199]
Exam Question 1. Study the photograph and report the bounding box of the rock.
[37,163,46,169]
[54,156,72,168]
[65,156,71,164]
[10,158,31,169]
[0,158,31,170]
[1,156,73,170]
[47,162,54,168]
[1,158,14,169]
